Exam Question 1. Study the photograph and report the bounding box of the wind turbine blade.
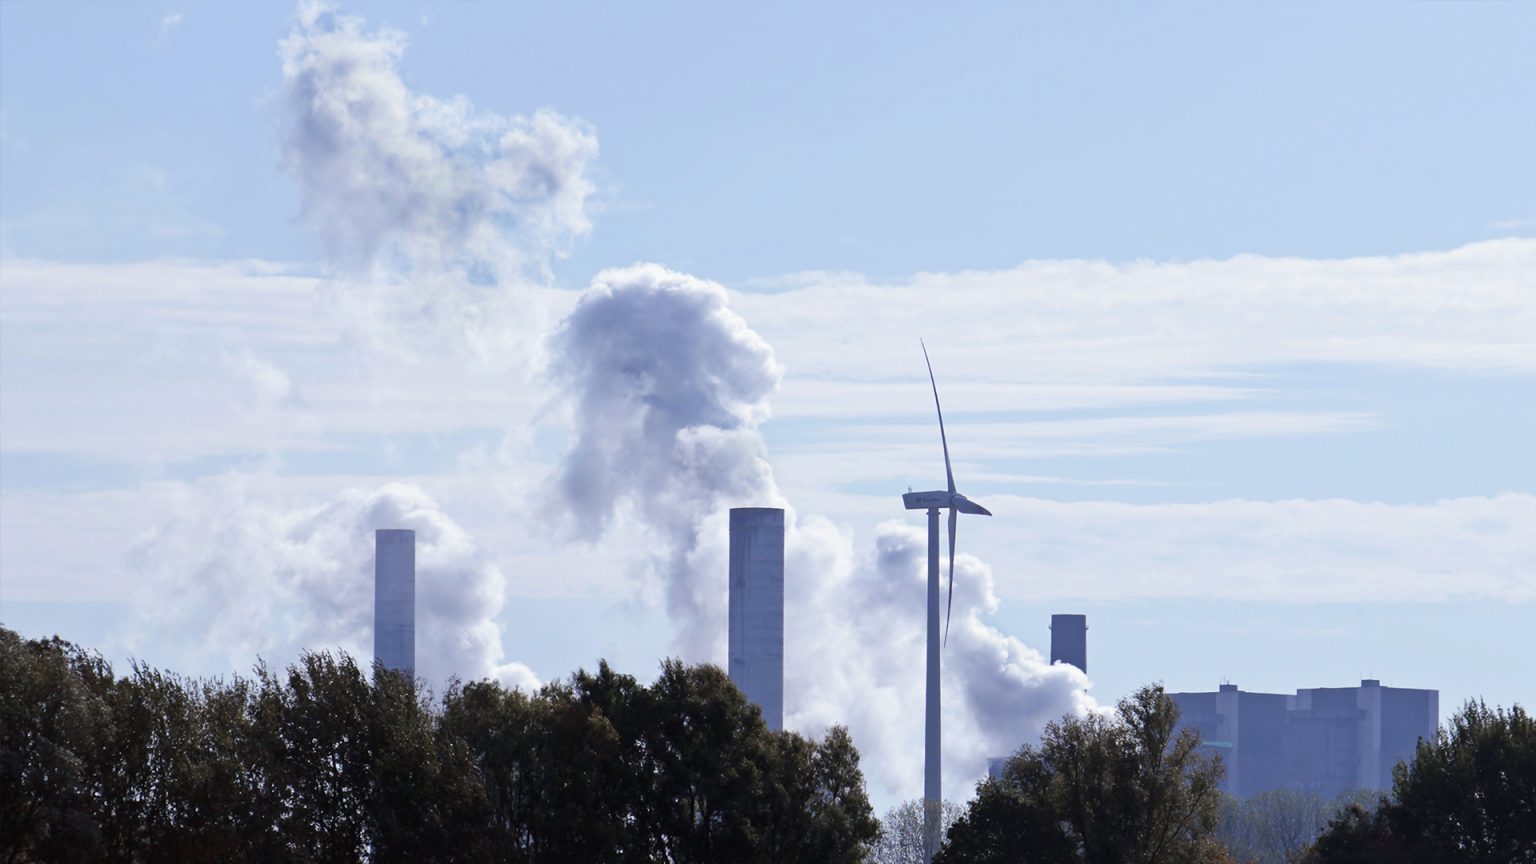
[921,339,956,495]
[953,495,992,516]
[944,506,957,647]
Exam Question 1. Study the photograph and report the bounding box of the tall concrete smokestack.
[375,529,415,677]
[728,507,785,731]
[1050,613,1087,674]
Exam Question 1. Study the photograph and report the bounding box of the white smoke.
[169,1,1085,801]
[783,519,1093,800]
[548,263,1095,802]
[547,264,784,659]
[277,0,597,355]
[118,4,562,691]
[119,3,587,694]
[127,478,538,692]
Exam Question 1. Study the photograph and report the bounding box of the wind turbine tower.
[902,343,991,862]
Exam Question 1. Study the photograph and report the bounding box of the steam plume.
[549,264,1095,801]
[278,0,596,352]
[129,479,538,691]
[548,264,783,659]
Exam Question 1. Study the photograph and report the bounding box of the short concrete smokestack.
[1050,613,1087,674]
[728,507,784,731]
[374,529,415,678]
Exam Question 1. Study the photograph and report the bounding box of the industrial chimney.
[1050,613,1087,674]
[375,529,415,678]
[728,507,785,730]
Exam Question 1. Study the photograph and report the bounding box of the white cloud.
[782,411,1375,466]
[0,259,570,459]
[1489,217,1534,232]
[980,493,1536,604]
[6,240,1529,463]
[734,239,1536,399]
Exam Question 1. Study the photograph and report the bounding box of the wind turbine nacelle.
[903,490,952,510]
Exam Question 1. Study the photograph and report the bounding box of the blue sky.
[2,1,1533,809]
[6,3,1533,271]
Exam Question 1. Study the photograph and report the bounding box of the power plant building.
[1050,613,1087,673]
[374,528,416,678]
[1169,680,1438,798]
[727,507,785,731]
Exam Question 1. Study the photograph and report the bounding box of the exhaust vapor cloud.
[129,480,538,691]
[782,519,1093,800]
[279,0,595,275]
[129,2,587,690]
[133,2,1089,803]
[548,264,1094,800]
[548,264,784,660]
[278,0,597,354]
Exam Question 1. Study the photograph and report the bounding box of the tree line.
[5,624,1531,863]
[927,687,1533,864]
[0,626,876,863]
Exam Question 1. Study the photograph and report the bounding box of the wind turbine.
[901,341,991,863]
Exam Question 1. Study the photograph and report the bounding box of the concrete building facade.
[1170,679,1438,798]
[374,528,415,678]
[728,507,785,730]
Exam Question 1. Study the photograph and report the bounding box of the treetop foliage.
[936,684,1229,864]
[872,798,964,864]
[8,624,1530,864]
[0,626,877,863]
[1302,700,1535,864]
[1215,788,1378,864]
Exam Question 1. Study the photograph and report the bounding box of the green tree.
[252,652,376,862]
[1302,700,1535,864]
[3,626,877,864]
[1392,701,1535,862]
[1,628,294,862]
[1217,789,1375,864]
[441,663,650,862]
[525,675,636,862]
[643,659,782,862]
[1299,802,1403,864]
[254,652,491,862]
[0,629,113,863]
[92,664,262,861]
[442,658,878,864]
[369,665,493,863]
[935,768,1078,864]
[439,676,540,857]
[937,684,1229,864]
[873,799,964,864]
[757,722,877,864]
